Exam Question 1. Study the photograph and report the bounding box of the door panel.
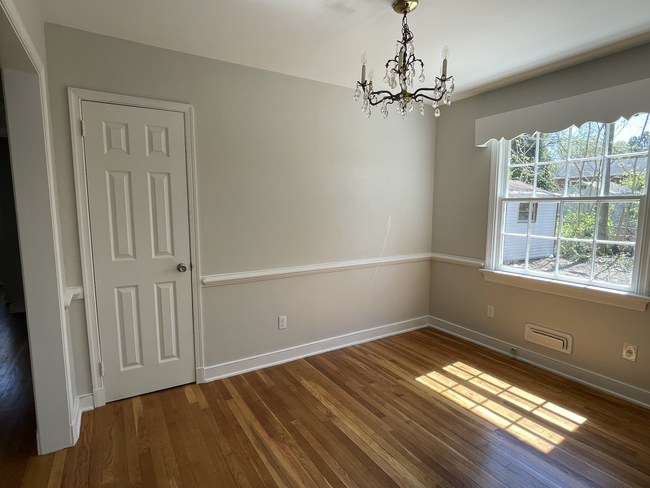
[82,101,195,402]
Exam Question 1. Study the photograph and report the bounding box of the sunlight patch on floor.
[416,361,587,453]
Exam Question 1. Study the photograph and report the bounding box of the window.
[489,113,650,294]
[517,203,538,223]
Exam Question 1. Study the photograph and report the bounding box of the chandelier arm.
[367,90,398,106]
[412,87,445,102]
[414,93,443,103]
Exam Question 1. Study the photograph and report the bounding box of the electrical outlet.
[510,346,518,356]
[278,316,287,330]
[487,305,494,318]
[623,343,638,362]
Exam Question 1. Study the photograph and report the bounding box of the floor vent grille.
[524,323,573,354]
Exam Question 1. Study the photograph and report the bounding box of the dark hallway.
[0,288,38,486]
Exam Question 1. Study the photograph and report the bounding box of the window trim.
[485,135,650,308]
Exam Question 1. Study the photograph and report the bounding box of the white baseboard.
[93,387,105,408]
[204,316,430,382]
[429,316,650,410]
[70,393,95,445]
[78,393,95,412]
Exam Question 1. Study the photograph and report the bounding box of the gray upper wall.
[433,41,650,258]
[45,23,436,284]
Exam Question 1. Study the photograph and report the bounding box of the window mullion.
[563,128,573,198]
[525,200,533,271]
[591,202,601,282]
[555,202,565,277]
[533,132,540,198]
[631,141,650,295]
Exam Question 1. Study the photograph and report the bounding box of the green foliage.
[619,164,646,194]
[560,206,597,260]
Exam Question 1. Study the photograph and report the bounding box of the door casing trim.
[68,88,203,407]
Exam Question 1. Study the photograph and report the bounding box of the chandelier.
[354,0,455,119]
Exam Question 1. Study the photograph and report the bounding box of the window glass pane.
[593,244,634,287]
[527,238,557,275]
[530,202,559,238]
[603,156,647,196]
[504,202,530,234]
[539,129,569,162]
[517,203,530,222]
[510,134,537,165]
[569,123,607,159]
[565,160,603,197]
[502,235,527,268]
[560,202,596,239]
[499,114,648,291]
[535,163,563,196]
[596,202,639,243]
[508,166,535,197]
[610,113,650,155]
[558,242,592,281]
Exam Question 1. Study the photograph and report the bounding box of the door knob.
[177,263,188,272]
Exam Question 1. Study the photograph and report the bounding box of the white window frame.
[483,134,650,312]
[517,202,538,223]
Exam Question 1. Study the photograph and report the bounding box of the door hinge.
[81,120,86,137]
[99,361,105,377]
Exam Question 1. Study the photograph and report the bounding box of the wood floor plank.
[208,380,278,488]
[3,318,650,488]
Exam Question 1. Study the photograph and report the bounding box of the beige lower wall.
[430,262,650,393]
[431,41,650,395]
[202,261,431,367]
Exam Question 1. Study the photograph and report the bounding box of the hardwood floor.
[0,294,37,487]
[2,323,650,487]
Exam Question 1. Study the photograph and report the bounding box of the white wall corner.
[70,395,81,445]
[428,316,650,410]
[203,316,430,383]
[70,393,94,446]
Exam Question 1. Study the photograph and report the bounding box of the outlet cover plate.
[487,305,494,318]
[623,343,638,362]
[278,316,287,330]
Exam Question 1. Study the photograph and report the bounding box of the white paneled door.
[82,101,195,402]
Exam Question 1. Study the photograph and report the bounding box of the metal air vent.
[524,323,573,354]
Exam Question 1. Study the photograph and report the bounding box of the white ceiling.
[42,0,650,98]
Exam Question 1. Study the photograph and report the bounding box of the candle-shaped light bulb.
[361,51,367,65]
[370,68,374,81]
[441,45,450,78]
[361,51,367,83]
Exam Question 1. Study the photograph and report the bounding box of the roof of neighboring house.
[508,178,638,197]
[508,180,558,197]
[552,157,647,179]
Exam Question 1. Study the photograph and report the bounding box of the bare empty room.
[0,0,649,486]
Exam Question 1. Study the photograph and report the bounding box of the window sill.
[480,270,650,312]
